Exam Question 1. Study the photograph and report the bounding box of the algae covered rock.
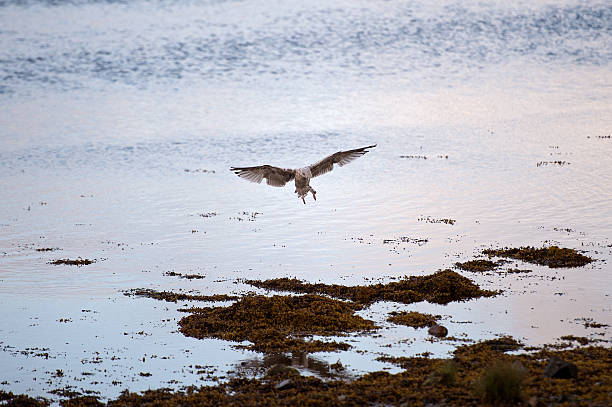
[428,324,449,338]
[543,356,578,379]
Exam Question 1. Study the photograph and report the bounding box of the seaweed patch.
[574,317,609,329]
[455,259,500,272]
[124,288,238,303]
[247,269,497,305]
[49,258,94,266]
[184,168,215,173]
[164,271,206,280]
[537,161,570,167]
[0,391,49,406]
[177,294,376,353]
[382,237,428,245]
[418,216,456,225]
[456,336,524,355]
[387,311,441,328]
[483,246,593,268]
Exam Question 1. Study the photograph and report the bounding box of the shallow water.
[1,0,611,401]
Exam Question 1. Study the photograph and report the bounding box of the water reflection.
[234,352,354,381]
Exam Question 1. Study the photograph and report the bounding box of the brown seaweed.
[246,269,498,306]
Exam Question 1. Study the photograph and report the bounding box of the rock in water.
[543,357,578,379]
[428,324,448,338]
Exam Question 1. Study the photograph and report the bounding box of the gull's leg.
[310,187,317,201]
[302,196,306,204]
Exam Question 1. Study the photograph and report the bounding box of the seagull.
[231,145,376,204]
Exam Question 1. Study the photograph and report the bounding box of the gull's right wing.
[309,145,376,178]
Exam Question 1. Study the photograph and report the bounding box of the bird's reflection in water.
[234,352,354,381]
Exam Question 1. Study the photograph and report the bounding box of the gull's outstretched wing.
[309,145,376,178]
[230,165,295,187]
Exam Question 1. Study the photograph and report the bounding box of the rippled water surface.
[1,0,611,401]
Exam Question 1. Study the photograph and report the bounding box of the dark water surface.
[1,0,611,401]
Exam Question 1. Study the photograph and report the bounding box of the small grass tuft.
[437,360,457,385]
[475,359,526,404]
[423,360,457,386]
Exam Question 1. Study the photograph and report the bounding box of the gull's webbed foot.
[310,188,317,201]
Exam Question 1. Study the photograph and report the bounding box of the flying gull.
[231,145,376,204]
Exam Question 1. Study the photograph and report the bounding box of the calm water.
[1,0,611,401]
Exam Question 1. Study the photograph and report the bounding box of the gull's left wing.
[309,145,376,178]
[230,165,295,187]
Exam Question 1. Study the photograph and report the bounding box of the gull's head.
[295,167,312,179]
